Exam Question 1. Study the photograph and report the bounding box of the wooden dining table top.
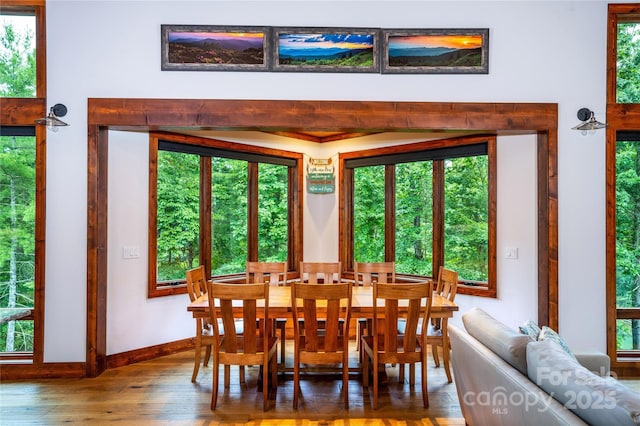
[186,284,458,319]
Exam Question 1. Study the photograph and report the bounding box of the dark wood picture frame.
[381,28,489,74]
[161,25,271,71]
[271,27,380,73]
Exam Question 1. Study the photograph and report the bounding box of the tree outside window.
[343,136,495,293]
[614,20,640,352]
[0,15,36,354]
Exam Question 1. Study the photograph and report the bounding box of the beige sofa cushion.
[527,339,640,426]
[462,307,531,375]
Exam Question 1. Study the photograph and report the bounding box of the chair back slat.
[302,299,319,351]
[324,298,342,352]
[246,261,288,286]
[300,261,341,284]
[354,262,395,286]
[186,265,207,302]
[383,299,399,352]
[436,266,458,302]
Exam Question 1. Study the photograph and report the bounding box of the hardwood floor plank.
[5,341,638,425]
[1,342,465,424]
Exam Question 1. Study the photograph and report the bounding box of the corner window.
[149,133,302,297]
[340,135,496,296]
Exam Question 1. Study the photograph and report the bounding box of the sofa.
[449,307,640,425]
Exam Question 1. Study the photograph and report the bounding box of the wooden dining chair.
[299,261,342,284]
[246,261,288,368]
[361,280,434,409]
[207,281,279,411]
[427,266,458,383]
[399,267,459,382]
[298,261,342,334]
[353,262,395,361]
[291,281,352,409]
[186,266,213,383]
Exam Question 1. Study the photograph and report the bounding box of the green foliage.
[156,153,292,278]
[0,18,36,353]
[280,50,374,67]
[211,158,247,274]
[395,162,433,275]
[617,23,640,103]
[614,22,640,350]
[354,166,385,262]
[0,21,35,97]
[258,163,288,262]
[353,155,488,281]
[616,141,640,349]
[0,135,36,352]
[444,156,489,281]
[156,151,200,281]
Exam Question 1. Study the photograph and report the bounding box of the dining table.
[186,282,459,375]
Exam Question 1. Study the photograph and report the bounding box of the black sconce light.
[572,108,606,135]
[35,103,69,132]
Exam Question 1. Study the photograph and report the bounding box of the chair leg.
[203,345,211,367]
[362,344,370,387]
[442,341,452,383]
[263,360,269,411]
[421,358,429,408]
[211,361,219,410]
[372,358,379,410]
[191,334,202,383]
[271,352,278,390]
[432,342,441,367]
[293,354,300,409]
[225,365,231,387]
[279,322,286,367]
[343,352,349,409]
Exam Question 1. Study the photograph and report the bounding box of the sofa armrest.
[574,351,610,377]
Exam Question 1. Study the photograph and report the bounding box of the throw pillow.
[538,326,576,360]
[527,339,640,426]
[519,319,541,341]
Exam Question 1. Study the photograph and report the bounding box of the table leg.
[442,318,452,383]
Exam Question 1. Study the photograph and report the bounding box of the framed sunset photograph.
[161,25,271,71]
[381,28,489,74]
[271,27,380,73]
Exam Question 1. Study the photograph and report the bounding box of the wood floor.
[1,341,465,425]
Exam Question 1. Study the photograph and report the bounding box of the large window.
[340,135,496,296]
[0,130,35,354]
[149,133,302,297]
[607,4,640,375]
[0,2,45,368]
[615,136,640,352]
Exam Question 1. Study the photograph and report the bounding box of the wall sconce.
[572,108,606,135]
[35,103,69,132]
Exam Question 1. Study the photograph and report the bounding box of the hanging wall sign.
[307,158,335,194]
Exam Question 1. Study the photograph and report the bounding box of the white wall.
[45,0,615,361]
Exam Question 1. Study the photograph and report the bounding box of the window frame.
[606,3,640,376]
[0,2,46,368]
[148,131,303,298]
[339,134,497,297]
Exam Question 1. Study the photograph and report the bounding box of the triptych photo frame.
[161,25,489,74]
